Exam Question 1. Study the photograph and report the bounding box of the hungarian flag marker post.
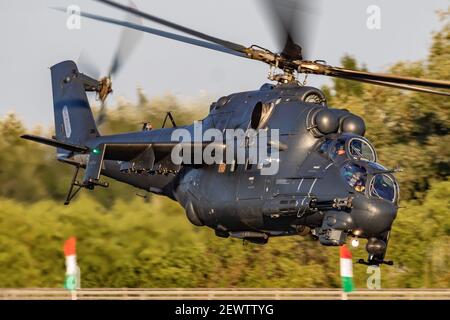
[340,244,354,298]
[63,236,78,294]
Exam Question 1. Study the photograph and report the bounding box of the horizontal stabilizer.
[20,134,89,153]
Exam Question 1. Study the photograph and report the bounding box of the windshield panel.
[348,138,376,162]
[341,163,367,193]
[318,138,333,155]
[370,174,395,202]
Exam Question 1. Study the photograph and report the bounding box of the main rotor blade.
[334,75,450,96]
[325,65,450,90]
[63,9,247,58]
[93,0,248,54]
[298,61,450,90]
[97,100,108,126]
[77,51,101,79]
[108,0,143,77]
[263,0,319,60]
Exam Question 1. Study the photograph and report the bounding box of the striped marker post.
[340,244,354,300]
[63,237,78,299]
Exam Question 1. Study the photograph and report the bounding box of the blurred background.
[0,0,448,288]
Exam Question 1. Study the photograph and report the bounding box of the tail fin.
[51,61,99,150]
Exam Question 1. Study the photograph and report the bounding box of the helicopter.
[21,0,450,266]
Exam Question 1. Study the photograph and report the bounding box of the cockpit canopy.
[348,138,376,161]
[341,163,367,193]
[318,134,377,163]
[340,162,398,202]
[318,135,397,202]
[370,173,396,202]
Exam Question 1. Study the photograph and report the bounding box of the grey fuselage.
[79,83,398,258]
[21,60,398,265]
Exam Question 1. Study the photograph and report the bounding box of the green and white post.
[63,236,79,300]
[340,244,354,300]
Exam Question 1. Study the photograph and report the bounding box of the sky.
[0,0,448,127]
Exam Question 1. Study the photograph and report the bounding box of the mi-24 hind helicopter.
[22,0,450,266]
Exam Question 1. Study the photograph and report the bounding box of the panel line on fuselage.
[308,178,318,195]
[296,178,304,191]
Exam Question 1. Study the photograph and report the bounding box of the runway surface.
[1,288,449,300]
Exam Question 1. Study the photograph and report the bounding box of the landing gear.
[357,258,394,266]
[357,233,394,266]
[64,165,82,205]
[64,165,109,205]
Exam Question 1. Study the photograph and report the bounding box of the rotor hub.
[98,76,112,102]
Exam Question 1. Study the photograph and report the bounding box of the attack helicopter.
[22,0,450,265]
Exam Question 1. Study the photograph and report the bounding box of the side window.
[318,139,333,155]
[330,139,346,161]
[341,163,367,193]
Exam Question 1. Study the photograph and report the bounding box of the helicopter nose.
[351,197,397,237]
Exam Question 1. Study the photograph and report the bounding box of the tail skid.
[64,164,109,206]
[20,133,110,205]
